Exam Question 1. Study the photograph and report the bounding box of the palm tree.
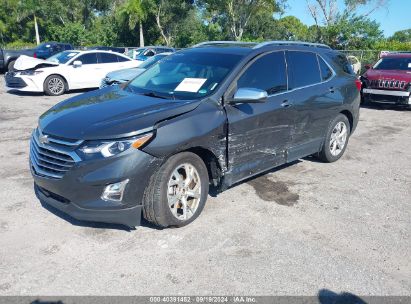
[18,0,42,45]
[120,0,150,47]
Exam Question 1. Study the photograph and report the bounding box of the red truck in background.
[360,52,411,107]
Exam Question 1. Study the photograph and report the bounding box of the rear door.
[224,51,294,183]
[67,52,99,89]
[285,50,342,161]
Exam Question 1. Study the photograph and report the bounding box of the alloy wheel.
[48,78,64,95]
[329,121,348,156]
[167,163,202,221]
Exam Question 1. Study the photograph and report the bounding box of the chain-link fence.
[339,50,382,74]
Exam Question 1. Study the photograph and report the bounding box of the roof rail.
[192,41,257,48]
[254,41,331,49]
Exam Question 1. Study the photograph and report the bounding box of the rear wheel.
[44,75,67,96]
[143,152,209,228]
[317,114,350,163]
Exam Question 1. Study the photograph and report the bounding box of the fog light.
[101,179,129,202]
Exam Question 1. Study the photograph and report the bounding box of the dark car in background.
[127,46,175,63]
[100,52,172,88]
[361,52,411,107]
[88,46,126,54]
[30,41,360,229]
[1,42,73,72]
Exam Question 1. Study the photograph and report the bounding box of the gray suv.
[30,41,361,228]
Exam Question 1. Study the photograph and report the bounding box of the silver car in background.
[100,52,172,88]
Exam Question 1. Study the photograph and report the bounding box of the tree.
[119,0,151,47]
[154,0,193,46]
[389,29,411,42]
[200,0,287,41]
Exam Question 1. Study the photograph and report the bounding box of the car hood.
[39,86,201,140]
[364,69,411,82]
[13,55,58,71]
[106,67,145,82]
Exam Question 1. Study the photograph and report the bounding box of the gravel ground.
[0,77,410,297]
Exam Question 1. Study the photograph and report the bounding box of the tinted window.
[286,51,321,89]
[117,55,130,62]
[77,53,98,65]
[99,53,119,63]
[374,57,411,71]
[237,51,287,95]
[334,54,354,74]
[318,56,333,81]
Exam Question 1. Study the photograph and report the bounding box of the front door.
[224,51,294,184]
[67,53,100,89]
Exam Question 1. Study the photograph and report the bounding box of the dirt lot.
[0,77,410,297]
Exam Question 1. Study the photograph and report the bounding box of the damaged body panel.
[13,55,59,71]
[30,42,360,228]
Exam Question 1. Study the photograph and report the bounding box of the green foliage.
[389,29,411,43]
[0,0,405,51]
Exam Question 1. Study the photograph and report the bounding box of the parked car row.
[28,40,362,228]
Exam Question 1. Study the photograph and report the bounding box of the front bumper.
[30,139,162,227]
[35,184,143,227]
[5,73,44,92]
[362,88,411,105]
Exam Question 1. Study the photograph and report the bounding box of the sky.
[283,0,411,37]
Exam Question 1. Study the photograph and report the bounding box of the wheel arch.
[340,109,353,132]
[182,147,223,187]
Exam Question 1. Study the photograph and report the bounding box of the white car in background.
[5,50,141,96]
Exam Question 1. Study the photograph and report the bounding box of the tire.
[143,152,209,228]
[317,114,351,163]
[44,75,67,96]
[7,60,16,72]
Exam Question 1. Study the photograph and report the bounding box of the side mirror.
[230,88,268,104]
[364,64,372,70]
[73,60,82,67]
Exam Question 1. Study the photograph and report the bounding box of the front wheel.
[143,152,209,228]
[317,114,350,163]
[44,75,67,96]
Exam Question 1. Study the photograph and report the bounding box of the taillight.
[33,52,37,58]
[355,79,362,91]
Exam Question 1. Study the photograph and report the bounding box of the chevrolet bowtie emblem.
[39,134,49,145]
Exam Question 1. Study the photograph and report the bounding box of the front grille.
[30,129,82,179]
[5,73,27,88]
[368,79,406,90]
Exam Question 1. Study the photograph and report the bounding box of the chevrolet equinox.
[30,41,361,228]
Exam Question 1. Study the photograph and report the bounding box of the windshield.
[139,54,168,69]
[47,51,79,64]
[128,51,243,100]
[374,57,411,71]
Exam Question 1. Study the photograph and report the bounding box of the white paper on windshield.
[175,78,207,92]
[408,63,411,68]
[67,52,77,57]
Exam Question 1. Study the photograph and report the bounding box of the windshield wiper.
[141,91,169,99]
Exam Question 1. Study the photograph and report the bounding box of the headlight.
[19,70,43,76]
[78,133,153,158]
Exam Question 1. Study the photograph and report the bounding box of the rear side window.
[286,51,321,89]
[318,56,333,81]
[335,54,354,74]
[77,53,98,65]
[117,55,130,62]
[99,53,119,63]
[237,51,287,95]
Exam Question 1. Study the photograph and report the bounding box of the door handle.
[281,100,293,108]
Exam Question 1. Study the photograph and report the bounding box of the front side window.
[286,51,321,89]
[77,53,98,65]
[374,57,411,71]
[237,51,287,95]
[128,51,244,100]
